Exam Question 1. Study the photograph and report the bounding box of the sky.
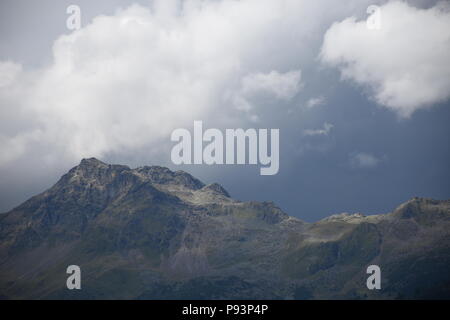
[0,0,449,221]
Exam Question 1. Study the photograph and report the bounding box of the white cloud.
[241,70,302,100]
[303,122,334,136]
[305,96,325,109]
[0,61,22,87]
[349,152,382,168]
[320,1,450,117]
[232,69,302,119]
[0,134,28,166]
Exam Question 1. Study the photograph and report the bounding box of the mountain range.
[0,158,449,299]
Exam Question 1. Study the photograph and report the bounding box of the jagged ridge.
[0,158,449,300]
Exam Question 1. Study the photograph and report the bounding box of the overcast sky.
[0,0,449,221]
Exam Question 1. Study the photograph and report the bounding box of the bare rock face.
[0,158,449,300]
[201,183,230,198]
[134,165,205,191]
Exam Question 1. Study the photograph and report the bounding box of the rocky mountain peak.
[60,158,131,188]
[79,157,108,168]
[134,166,205,191]
[391,197,450,221]
[201,183,230,198]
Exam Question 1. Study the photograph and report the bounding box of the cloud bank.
[0,0,348,166]
[320,1,450,117]
[2,0,448,172]
[0,0,379,167]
